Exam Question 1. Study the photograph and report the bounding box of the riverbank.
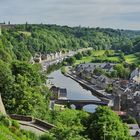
[48,70,100,112]
[64,72,112,102]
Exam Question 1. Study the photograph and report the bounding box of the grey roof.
[127,124,140,136]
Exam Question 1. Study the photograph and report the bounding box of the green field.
[75,50,140,65]
[75,56,93,64]
[92,50,106,56]
[125,54,139,64]
[106,56,120,62]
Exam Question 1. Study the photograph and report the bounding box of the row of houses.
[75,63,140,124]
[75,63,115,89]
[33,51,63,63]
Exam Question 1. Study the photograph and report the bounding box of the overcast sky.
[0,0,140,30]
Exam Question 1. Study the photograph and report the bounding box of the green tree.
[75,52,83,60]
[51,109,89,140]
[66,57,76,65]
[85,106,133,140]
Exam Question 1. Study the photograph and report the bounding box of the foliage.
[123,115,137,124]
[61,66,66,74]
[65,56,76,65]
[0,113,38,140]
[93,67,105,76]
[85,106,133,140]
[114,64,130,79]
[48,109,89,140]
[74,52,83,60]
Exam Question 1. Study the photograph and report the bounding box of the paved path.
[18,121,47,135]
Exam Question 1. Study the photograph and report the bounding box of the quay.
[64,72,112,101]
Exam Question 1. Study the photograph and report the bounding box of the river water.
[48,70,99,112]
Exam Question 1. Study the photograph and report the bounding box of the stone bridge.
[55,99,108,110]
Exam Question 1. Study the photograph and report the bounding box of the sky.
[0,0,140,30]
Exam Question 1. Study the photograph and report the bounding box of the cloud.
[0,0,140,29]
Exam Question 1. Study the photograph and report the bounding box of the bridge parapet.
[55,99,108,110]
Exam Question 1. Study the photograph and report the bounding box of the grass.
[106,56,120,62]
[0,125,21,140]
[75,50,140,65]
[75,56,94,64]
[124,54,139,64]
[92,50,106,56]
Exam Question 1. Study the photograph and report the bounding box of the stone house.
[112,80,129,95]
[96,75,111,89]
[34,53,42,63]
[50,86,67,100]
[131,68,140,84]
[75,63,115,79]
[50,53,55,60]
[90,75,98,85]
[127,124,140,139]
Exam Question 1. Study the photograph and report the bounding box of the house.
[54,52,58,59]
[50,86,67,100]
[90,75,99,85]
[33,53,42,63]
[58,51,62,58]
[41,54,47,60]
[112,80,129,95]
[121,90,140,123]
[50,53,55,60]
[131,68,140,84]
[127,124,140,139]
[96,75,111,89]
[75,63,115,77]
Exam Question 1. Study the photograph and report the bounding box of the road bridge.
[55,99,108,110]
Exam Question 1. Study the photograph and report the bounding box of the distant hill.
[0,24,140,61]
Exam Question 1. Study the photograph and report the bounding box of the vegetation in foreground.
[39,106,133,140]
[0,113,38,140]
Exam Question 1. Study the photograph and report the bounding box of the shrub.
[12,120,20,129]
[39,133,56,140]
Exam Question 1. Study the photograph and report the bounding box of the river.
[48,70,100,112]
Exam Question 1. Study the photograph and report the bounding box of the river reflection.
[48,70,99,112]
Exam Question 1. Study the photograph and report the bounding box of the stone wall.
[0,94,6,114]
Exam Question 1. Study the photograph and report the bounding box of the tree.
[93,67,104,76]
[51,109,89,140]
[87,50,92,56]
[66,57,76,65]
[110,70,117,78]
[85,106,132,140]
[0,60,14,106]
[74,52,83,60]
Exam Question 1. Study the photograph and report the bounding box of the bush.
[0,114,11,127]
[20,129,38,140]
[39,133,56,140]
[12,120,20,129]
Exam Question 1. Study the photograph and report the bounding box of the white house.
[130,68,140,84]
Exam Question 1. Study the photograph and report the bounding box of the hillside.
[0,24,140,62]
